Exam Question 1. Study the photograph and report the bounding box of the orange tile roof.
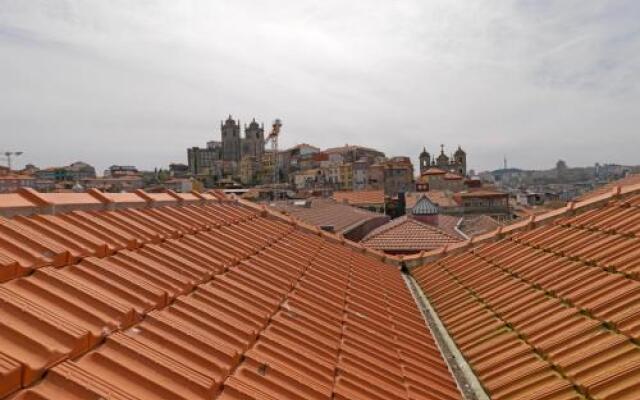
[270,198,389,235]
[0,174,35,180]
[457,215,501,237]
[0,192,461,399]
[437,214,465,238]
[412,188,640,399]
[402,181,640,266]
[0,188,217,217]
[457,189,508,198]
[421,168,447,176]
[443,172,463,180]
[332,190,385,206]
[362,216,463,253]
[406,191,459,209]
[577,173,640,201]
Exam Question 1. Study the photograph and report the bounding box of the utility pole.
[3,151,23,170]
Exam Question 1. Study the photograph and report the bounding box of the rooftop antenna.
[503,155,507,170]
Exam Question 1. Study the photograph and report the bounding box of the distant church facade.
[221,115,265,163]
[188,115,266,180]
[419,145,467,176]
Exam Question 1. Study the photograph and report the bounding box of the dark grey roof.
[412,195,439,215]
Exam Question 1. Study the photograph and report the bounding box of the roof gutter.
[402,270,489,400]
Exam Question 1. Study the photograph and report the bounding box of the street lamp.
[3,151,23,170]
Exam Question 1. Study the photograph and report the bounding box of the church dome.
[248,118,260,128]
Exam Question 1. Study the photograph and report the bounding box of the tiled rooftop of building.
[332,190,385,206]
[406,191,459,209]
[413,185,640,399]
[269,198,390,238]
[457,215,501,238]
[422,168,447,176]
[443,172,464,180]
[577,173,640,201]
[0,190,461,400]
[361,215,464,253]
[457,189,508,198]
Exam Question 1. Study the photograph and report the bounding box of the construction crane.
[265,119,282,199]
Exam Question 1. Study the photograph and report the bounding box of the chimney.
[319,225,335,233]
[398,192,406,216]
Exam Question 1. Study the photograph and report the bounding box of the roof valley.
[402,273,489,400]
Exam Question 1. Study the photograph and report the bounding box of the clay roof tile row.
[270,198,390,235]
[361,216,463,253]
[0,192,460,399]
[332,190,385,206]
[413,191,640,399]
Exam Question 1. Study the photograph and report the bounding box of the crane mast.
[265,119,282,199]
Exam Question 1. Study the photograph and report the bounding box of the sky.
[0,0,639,174]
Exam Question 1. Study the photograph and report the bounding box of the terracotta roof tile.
[406,191,458,209]
[270,198,389,235]
[361,216,463,252]
[332,190,385,206]
[0,193,460,399]
[457,215,501,237]
[413,192,640,399]
[577,174,640,201]
[421,168,446,176]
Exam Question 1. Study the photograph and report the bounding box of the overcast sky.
[1,0,638,174]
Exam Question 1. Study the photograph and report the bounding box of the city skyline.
[1,126,637,176]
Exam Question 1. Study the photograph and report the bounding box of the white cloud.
[0,0,638,173]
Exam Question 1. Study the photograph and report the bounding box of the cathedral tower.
[242,118,265,161]
[419,147,431,175]
[221,115,241,162]
[454,145,467,176]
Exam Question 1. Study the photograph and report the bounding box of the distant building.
[105,165,139,178]
[35,161,96,182]
[221,116,265,164]
[338,163,353,190]
[163,178,193,193]
[367,163,385,191]
[324,144,385,164]
[455,190,510,218]
[187,141,222,176]
[0,174,36,193]
[383,156,414,196]
[81,176,144,192]
[169,163,190,178]
[239,156,260,185]
[419,145,467,176]
[292,169,323,189]
[187,116,266,182]
[352,159,369,190]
